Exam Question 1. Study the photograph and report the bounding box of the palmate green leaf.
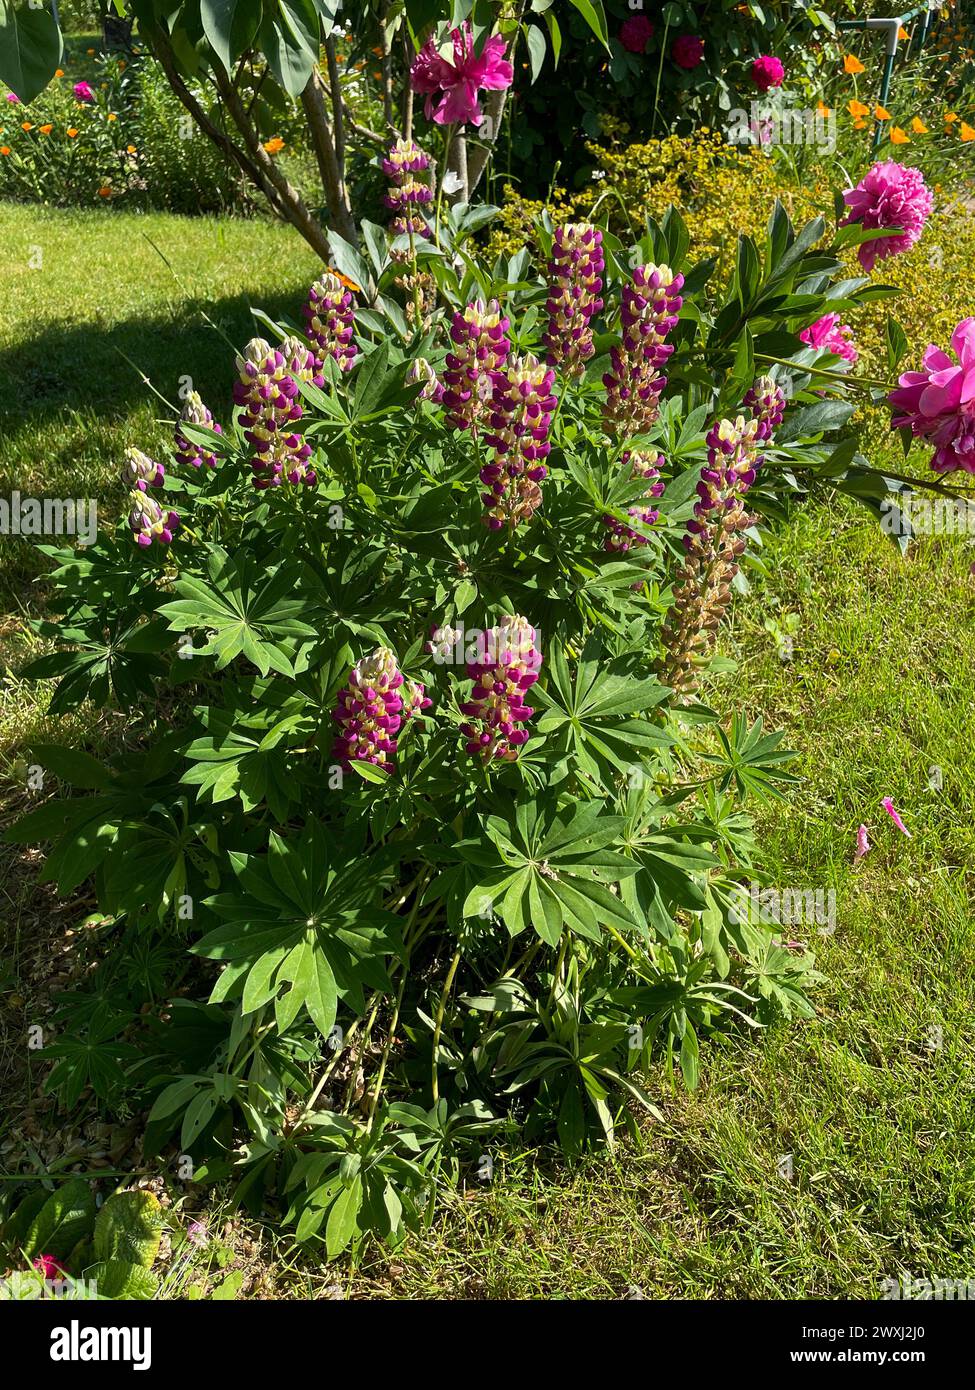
[704,713,798,803]
[195,820,401,1037]
[159,546,316,677]
[461,797,642,945]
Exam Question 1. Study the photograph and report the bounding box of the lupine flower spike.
[658,406,773,695]
[382,137,433,238]
[543,224,605,378]
[330,647,430,774]
[442,300,511,434]
[233,337,315,489]
[174,392,222,470]
[121,446,164,491]
[603,449,665,553]
[303,274,358,373]
[128,490,179,547]
[460,615,542,762]
[603,263,684,439]
[481,355,557,529]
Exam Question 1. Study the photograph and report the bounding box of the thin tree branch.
[324,35,347,173]
[301,67,357,243]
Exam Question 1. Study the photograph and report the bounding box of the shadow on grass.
[0,284,311,445]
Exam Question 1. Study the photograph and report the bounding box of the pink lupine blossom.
[543,224,605,378]
[410,23,513,128]
[460,615,542,762]
[442,299,511,434]
[888,317,975,475]
[603,263,684,439]
[174,392,222,470]
[481,355,557,529]
[841,161,933,272]
[799,313,859,364]
[303,275,358,374]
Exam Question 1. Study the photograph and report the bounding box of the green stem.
[431,946,462,1104]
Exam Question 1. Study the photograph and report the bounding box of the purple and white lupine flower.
[480,355,557,530]
[742,375,787,440]
[603,263,684,439]
[543,223,605,378]
[459,614,542,763]
[382,137,433,238]
[121,446,164,491]
[174,392,222,470]
[409,356,445,404]
[303,274,358,373]
[330,647,428,774]
[603,448,665,553]
[442,300,511,434]
[127,490,179,548]
[232,337,315,489]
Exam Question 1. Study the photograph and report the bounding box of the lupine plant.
[9,174,953,1258]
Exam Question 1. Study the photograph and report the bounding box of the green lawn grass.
[1,201,973,1300]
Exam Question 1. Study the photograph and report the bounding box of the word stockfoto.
[1,493,97,545]
[50,1320,151,1371]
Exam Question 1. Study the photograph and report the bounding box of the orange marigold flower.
[890,126,911,144]
[898,26,909,40]
[55,68,65,78]
[944,111,958,122]
[911,117,928,133]
[126,144,136,153]
[21,121,33,131]
[843,54,865,74]
[874,105,891,120]
[847,99,870,117]
[98,186,112,197]
[961,122,975,141]
[263,136,285,154]
[67,127,78,137]
[0,146,10,155]
[39,123,53,134]
[853,118,868,130]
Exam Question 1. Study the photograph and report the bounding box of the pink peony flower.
[672,35,705,70]
[620,16,654,54]
[841,161,933,272]
[751,54,784,92]
[33,1254,67,1281]
[410,22,513,127]
[799,313,859,364]
[73,81,94,102]
[888,318,975,475]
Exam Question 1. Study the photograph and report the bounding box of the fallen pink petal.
[855,824,871,860]
[881,797,912,837]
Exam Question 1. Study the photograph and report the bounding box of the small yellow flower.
[911,117,928,134]
[263,135,285,154]
[890,126,911,144]
[126,144,136,153]
[107,112,117,121]
[843,54,865,74]
[67,127,78,138]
